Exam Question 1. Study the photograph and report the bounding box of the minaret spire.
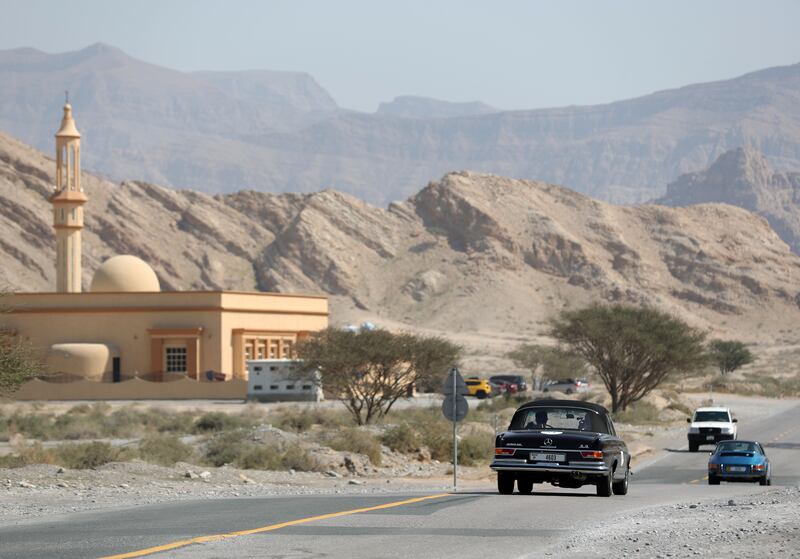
[50,101,87,292]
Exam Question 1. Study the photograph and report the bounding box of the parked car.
[687,407,737,452]
[542,378,590,394]
[708,440,771,485]
[489,378,519,395]
[489,374,528,392]
[491,399,630,497]
[464,377,492,399]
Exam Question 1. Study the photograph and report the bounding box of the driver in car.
[526,410,550,429]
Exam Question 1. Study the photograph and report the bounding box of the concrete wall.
[13,377,248,400]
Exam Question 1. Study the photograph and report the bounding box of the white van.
[246,359,323,403]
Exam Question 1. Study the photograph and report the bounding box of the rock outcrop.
[656,147,800,254]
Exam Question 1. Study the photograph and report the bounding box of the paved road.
[1,403,797,559]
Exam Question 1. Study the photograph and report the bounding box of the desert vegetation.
[297,328,460,425]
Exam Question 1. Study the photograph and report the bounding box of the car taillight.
[752,464,766,471]
[495,448,515,456]
[580,451,603,459]
[708,463,720,471]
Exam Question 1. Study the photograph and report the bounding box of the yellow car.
[465,377,492,399]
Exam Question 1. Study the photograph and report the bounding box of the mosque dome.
[90,255,161,292]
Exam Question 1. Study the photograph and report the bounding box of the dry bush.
[0,442,56,468]
[458,432,494,466]
[194,411,260,433]
[137,434,194,466]
[613,401,661,424]
[271,407,348,433]
[55,441,119,469]
[327,428,382,466]
[381,424,421,454]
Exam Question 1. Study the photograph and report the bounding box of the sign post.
[441,367,469,492]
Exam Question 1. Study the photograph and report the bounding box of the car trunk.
[500,430,601,450]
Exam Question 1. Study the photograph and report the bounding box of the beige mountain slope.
[2,131,800,372]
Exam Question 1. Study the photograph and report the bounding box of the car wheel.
[688,442,698,452]
[759,476,769,486]
[708,475,720,485]
[612,467,629,496]
[476,390,487,399]
[566,388,574,395]
[596,472,612,497]
[543,388,549,393]
[497,472,514,495]
[517,478,533,495]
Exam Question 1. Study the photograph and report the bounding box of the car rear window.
[509,407,609,434]
[694,411,730,422]
[717,441,757,453]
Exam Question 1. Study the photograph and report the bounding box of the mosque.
[3,103,328,398]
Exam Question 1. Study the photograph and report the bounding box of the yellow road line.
[99,493,450,559]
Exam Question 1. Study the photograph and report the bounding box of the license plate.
[706,435,714,441]
[532,453,565,462]
[728,466,746,472]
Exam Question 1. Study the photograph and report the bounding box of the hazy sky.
[2,0,799,112]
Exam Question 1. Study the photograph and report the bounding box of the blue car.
[708,440,771,485]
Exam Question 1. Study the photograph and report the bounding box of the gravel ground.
[0,460,492,525]
[545,487,800,558]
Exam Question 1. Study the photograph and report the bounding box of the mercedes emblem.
[544,438,553,446]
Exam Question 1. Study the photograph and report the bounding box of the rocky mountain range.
[1,44,800,206]
[376,96,497,119]
[656,147,800,254]
[3,131,799,369]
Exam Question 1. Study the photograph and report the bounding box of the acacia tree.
[506,344,585,389]
[549,304,708,412]
[709,340,755,375]
[0,292,43,397]
[297,328,460,425]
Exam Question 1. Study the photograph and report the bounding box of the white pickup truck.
[687,407,738,452]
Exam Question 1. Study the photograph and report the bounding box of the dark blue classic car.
[708,440,771,485]
[491,399,630,497]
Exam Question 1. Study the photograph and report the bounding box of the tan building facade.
[5,290,327,382]
[3,103,328,398]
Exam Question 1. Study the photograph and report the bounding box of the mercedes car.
[491,399,630,497]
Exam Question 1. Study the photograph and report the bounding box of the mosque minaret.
[50,101,87,292]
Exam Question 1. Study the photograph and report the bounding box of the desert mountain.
[3,131,800,371]
[376,96,497,118]
[656,148,800,254]
[2,44,800,205]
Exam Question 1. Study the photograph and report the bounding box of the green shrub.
[381,424,421,454]
[328,428,382,466]
[55,441,118,469]
[137,434,194,466]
